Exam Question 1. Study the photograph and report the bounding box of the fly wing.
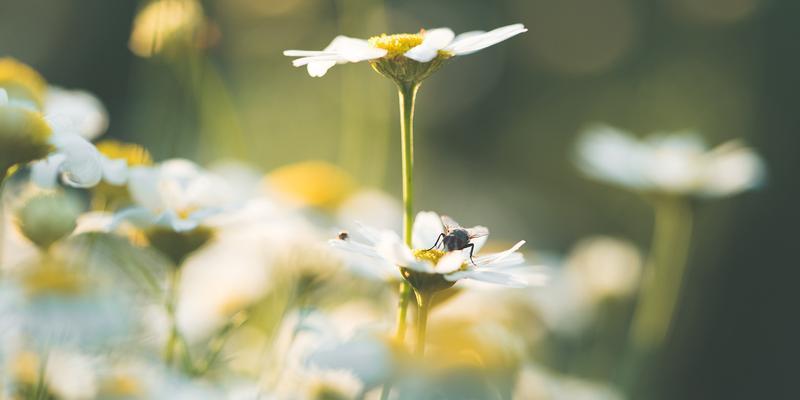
[466,225,489,239]
[440,215,462,234]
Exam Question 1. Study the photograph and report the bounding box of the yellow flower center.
[369,32,424,57]
[413,248,446,265]
[96,140,153,166]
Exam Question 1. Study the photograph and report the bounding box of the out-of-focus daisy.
[575,124,766,197]
[128,0,209,58]
[0,87,52,176]
[31,87,125,189]
[332,211,537,294]
[284,24,527,80]
[44,86,109,141]
[115,159,231,233]
[112,159,234,266]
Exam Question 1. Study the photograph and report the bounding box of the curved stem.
[415,291,432,356]
[630,196,694,350]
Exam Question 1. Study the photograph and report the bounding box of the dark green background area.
[1,0,797,398]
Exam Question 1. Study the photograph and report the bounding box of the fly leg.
[465,243,476,266]
[426,233,445,251]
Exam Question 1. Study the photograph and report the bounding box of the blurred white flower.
[176,238,271,341]
[337,189,402,234]
[575,124,766,197]
[115,159,233,232]
[284,24,527,77]
[29,88,125,189]
[270,308,391,394]
[45,350,98,400]
[44,86,108,141]
[332,211,541,288]
[514,363,624,400]
[565,236,642,302]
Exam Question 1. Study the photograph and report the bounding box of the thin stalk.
[380,81,420,400]
[163,268,182,365]
[415,291,432,356]
[630,196,694,350]
[0,172,6,274]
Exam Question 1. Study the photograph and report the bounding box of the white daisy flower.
[30,88,126,189]
[575,124,766,197]
[331,211,535,293]
[284,24,527,78]
[114,159,231,232]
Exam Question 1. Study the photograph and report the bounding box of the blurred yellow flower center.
[267,161,356,209]
[369,33,424,57]
[96,140,153,166]
[23,263,85,296]
[102,374,143,396]
[11,351,40,384]
[0,58,47,107]
[413,248,446,265]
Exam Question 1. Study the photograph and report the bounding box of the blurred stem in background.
[415,291,432,356]
[163,267,182,365]
[630,196,694,350]
[0,171,6,272]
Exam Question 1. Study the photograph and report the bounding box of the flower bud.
[17,192,82,250]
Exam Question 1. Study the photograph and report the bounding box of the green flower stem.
[163,267,183,365]
[415,290,432,356]
[393,81,420,343]
[380,81,420,400]
[630,196,694,350]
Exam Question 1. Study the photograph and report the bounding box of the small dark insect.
[337,231,349,240]
[427,215,489,265]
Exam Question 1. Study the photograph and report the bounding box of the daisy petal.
[445,23,527,56]
[475,240,526,265]
[436,250,467,274]
[412,211,444,249]
[404,28,455,62]
[50,133,104,188]
[101,157,128,185]
[446,270,527,288]
[30,154,67,189]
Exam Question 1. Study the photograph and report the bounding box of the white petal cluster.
[284,24,527,77]
[30,87,127,189]
[575,124,766,197]
[332,211,539,288]
[115,159,233,232]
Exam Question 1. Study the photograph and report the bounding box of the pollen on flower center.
[413,248,453,268]
[368,33,424,57]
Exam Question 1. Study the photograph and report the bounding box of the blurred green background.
[1,0,797,398]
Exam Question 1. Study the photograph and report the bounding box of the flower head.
[114,159,231,233]
[332,211,536,294]
[284,24,527,82]
[0,57,47,108]
[0,88,52,174]
[575,124,766,197]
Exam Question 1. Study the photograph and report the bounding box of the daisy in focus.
[575,124,766,198]
[283,24,527,80]
[331,211,540,295]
